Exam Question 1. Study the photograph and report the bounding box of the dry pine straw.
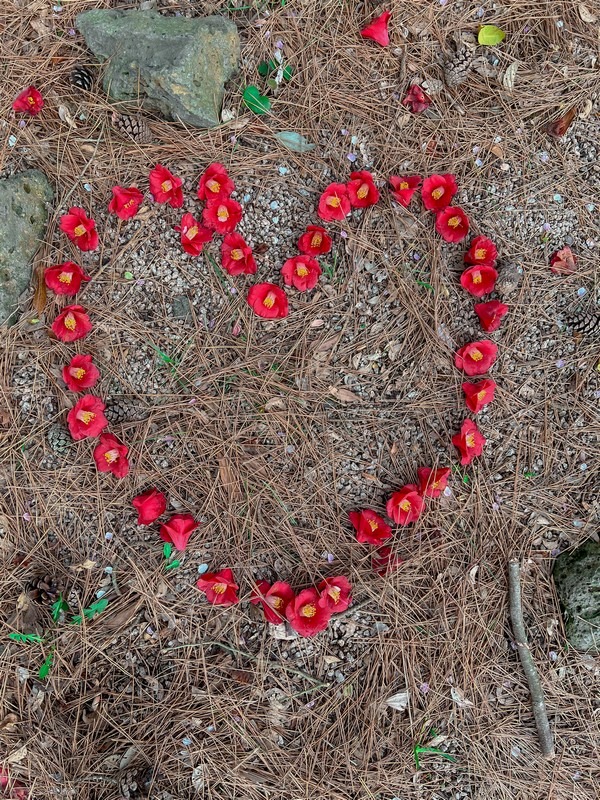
[0,1,599,799]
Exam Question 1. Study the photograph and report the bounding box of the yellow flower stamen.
[187,225,198,239]
[206,179,221,193]
[58,271,72,284]
[296,265,309,277]
[300,603,316,618]
[70,367,86,380]
[465,433,476,448]
[475,247,487,260]
[73,225,86,237]
[399,499,411,512]
[217,205,229,222]
[477,389,487,401]
[263,292,276,309]
[77,410,96,425]
[356,183,369,200]
[104,449,119,464]
[230,248,243,261]
[63,313,76,331]
[448,216,461,228]
[327,195,341,208]
[272,596,284,609]
[399,181,409,190]
[311,233,323,248]
[161,180,172,193]
[470,349,483,362]
[431,187,445,200]
[368,518,378,531]
[213,583,227,595]
[471,270,482,284]
[328,587,341,604]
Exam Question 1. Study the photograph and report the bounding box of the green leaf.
[243,85,271,115]
[257,61,270,76]
[266,78,278,92]
[124,271,134,280]
[416,280,434,292]
[163,542,173,560]
[274,131,316,154]
[478,24,506,45]
[8,632,43,644]
[38,650,54,680]
[86,599,109,618]
[51,596,69,623]
[165,559,181,571]
[282,65,293,81]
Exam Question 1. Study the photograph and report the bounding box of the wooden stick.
[508,559,555,759]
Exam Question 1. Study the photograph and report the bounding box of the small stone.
[553,540,600,653]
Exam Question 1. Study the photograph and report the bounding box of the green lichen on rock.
[553,539,600,653]
[0,170,53,326]
[76,9,240,128]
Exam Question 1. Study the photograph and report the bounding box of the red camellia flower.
[12,85,43,115]
[197,162,235,201]
[132,488,167,526]
[460,264,498,298]
[0,766,29,800]
[347,170,380,208]
[286,588,332,637]
[401,84,432,114]
[348,509,392,545]
[62,353,100,392]
[202,198,243,234]
[159,513,199,551]
[174,212,213,256]
[298,225,332,256]
[281,255,322,292]
[67,395,108,440]
[197,568,239,607]
[44,261,90,295]
[386,484,425,525]
[221,232,257,275]
[455,340,498,376]
[318,576,352,613]
[51,305,92,343]
[550,245,577,275]
[464,235,498,266]
[436,206,469,243]
[421,174,457,212]
[108,186,144,220]
[318,183,351,222]
[462,379,496,414]
[452,419,486,466]
[417,467,451,498]
[59,207,98,251]
[389,175,421,207]
[474,300,509,332]
[149,164,183,208]
[247,283,288,319]
[251,580,295,624]
[360,10,391,46]
[93,433,129,478]
[372,545,402,577]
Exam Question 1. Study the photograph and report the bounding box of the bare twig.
[508,559,555,759]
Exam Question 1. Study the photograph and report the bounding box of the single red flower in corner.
[202,198,243,234]
[197,162,235,201]
[286,588,332,637]
[221,232,257,275]
[386,484,424,525]
[281,255,322,292]
[360,10,391,47]
[67,395,108,440]
[452,419,486,465]
[298,225,332,256]
[12,86,43,115]
[549,246,577,275]
[348,509,392,545]
[455,340,498,376]
[436,206,469,243]
[401,84,432,114]
[318,576,352,613]
[347,170,380,208]
[108,186,144,220]
[247,283,288,319]
[149,164,184,208]
[51,305,92,343]
[93,433,129,478]
[417,467,451,499]
[421,174,457,212]
[132,488,167,526]
[462,379,496,414]
[474,300,509,332]
[62,353,100,392]
[59,207,98,251]
[464,235,498,266]
[318,183,351,222]
[174,212,213,256]
[389,175,421,207]
[44,261,90,295]
[460,264,498,298]
[372,545,403,576]
[159,513,199,551]
[251,580,295,624]
[0,766,29,800]
[197,568,239,607]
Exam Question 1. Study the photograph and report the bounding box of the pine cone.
[111,112,153,144]
[566,305,600,338]
[70,65,94,92]
[495,261,523,297]
[443,33,477,87]
[104,397,150,424]
[27,574,62,606]
[47,423,72,456]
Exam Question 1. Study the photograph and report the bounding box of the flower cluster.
[388,172,470,243]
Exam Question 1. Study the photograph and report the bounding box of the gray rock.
[171,295,191,321]
[76,10,240,128]
[0,170,53,326]
[553,540,600,653]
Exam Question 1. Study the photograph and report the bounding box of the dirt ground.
[1,1,599,799]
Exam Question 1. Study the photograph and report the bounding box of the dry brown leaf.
[7,744,27,763]
[328,385,364,404]
[490,143,504,159]
[58,105,77,129]
[218,456,241,501]
[0,713,19,732]
[16,593,30,613]
[579,3,597,22]
[104,599,141,630]
[264,397,286,411]
[501,61,518,90]
[74,559,97,571]
[547,107,577,138]
[313,334,340,354]
[30,17,52,37]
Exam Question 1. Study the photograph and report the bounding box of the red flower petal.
[549,245,577,275]
[67,395,108,440]
[460,264,498,298]
[197,568,239,606]
[132,488,167,526]
[297,225,332,256]
[317,576,352,613]
[251,580,295,624]
[59,207,98,251]
[452,419,485,465]
[389,175,421,207]
[401,84,432,114]
[462,379,496,413]
[12,86,43,115]
[421,174,457,212]
[474,300,509,332]
[417,467,451,498]
[159,513,199,551]
[62,354,100,392]
[281,255,321,292]
[149,164,183,208]
[108,186,144,220]
[175,212,213,255]
[202,198,243,234]
[286,588,332,637]
[348,509,392,544]
[318,183,351,222]
[347,170,380,208]
[93,433,129,478]
[454,340,498,376]
[386,484,424,525]
[360,11,391,47]
[51,305,92,343]
[197,162,235,201]
[221,232,257,275]
[44,261,90,295]
[435,206,469,243]
[247,283,288,319]
[464,235,498,266]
